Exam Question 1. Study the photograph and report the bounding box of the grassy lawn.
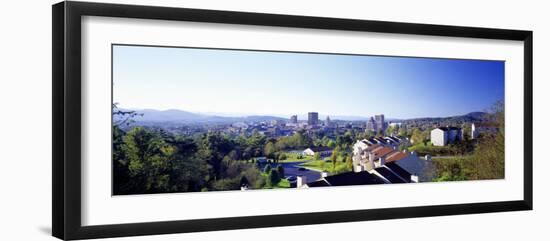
[408,142,454,156]
[299,158,351,174]
[276,151,314,163]
[274,178,291,188]
[299,159,330,172]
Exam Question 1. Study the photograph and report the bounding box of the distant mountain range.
[118,108,287,124]
[401,112,490,123]
[401,112,491,125]
[116,108,488,124]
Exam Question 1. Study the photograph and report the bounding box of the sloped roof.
[385,151,408,162]
[375,166,407,183]
[366,144,381,152]
[375,137,387,143]
[385,162,412,182]
[322,172,385,186]
[387,136,401,142]
[372,146,394,159]
[306,179,330,187]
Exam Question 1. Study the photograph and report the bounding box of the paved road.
[259,161,322,184]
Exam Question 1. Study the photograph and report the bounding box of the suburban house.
[299,158,418,188]
[430,126,463,146]
[471,122,499,139]
[303,146,333,157]
[352,140,433,182]
[295,138,432,188]
[352,136,406,151]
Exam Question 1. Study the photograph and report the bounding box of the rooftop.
[385,162,413,181]
[322,172,386,186]
[372,146,394,159]
[387,136,401,142]
[375,166,407,183]
[385,151,408,163]
[306,179,330,187]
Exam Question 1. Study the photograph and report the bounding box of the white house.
[303,146,333,157]
[430,127,463,146]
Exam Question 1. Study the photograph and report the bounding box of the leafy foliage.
[431,101,505,181]
[266,169,281,187]
[113,127,268,194]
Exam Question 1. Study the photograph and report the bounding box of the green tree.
[471,101,505,180]
[314,152,321,160]
[121,127,174,193]
[385,125,395,136]
[411,128,427,145]
[197,132,234,180]
[242,166,266,189]
[327,139,337,149]
[266,169,281,187]
[330,149,339,171]
[398,127,407,137]
[276,164,285,179]
[112,126,131,194]
[211,178,241,191]
[264,141,276,159]
[263,164,272,173]
[365,130,375,138]
[169,137,208,192]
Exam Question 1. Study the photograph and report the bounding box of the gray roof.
[375,166,407,183]
[385,162,412,183]
[322,172,386,186]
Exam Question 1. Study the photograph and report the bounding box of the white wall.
[0,0,548,240]
[431,129,446,146]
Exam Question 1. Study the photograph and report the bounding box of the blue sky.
[113,45,504,119]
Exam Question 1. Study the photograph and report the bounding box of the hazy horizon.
[113,45,504,119]
[117,106,489,121]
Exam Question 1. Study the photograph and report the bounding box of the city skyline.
[113,45,504,119]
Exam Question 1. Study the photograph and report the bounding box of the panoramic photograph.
[111,44,505,195]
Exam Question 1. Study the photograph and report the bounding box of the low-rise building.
[430,127,463,146]
[301,160,418,188]
[298,137,432,188]
[303,146,333,157]
[352,139,432,182]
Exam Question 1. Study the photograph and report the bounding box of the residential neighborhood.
[112,45,505,195]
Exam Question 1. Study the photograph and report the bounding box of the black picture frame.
[52,1,533,240]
